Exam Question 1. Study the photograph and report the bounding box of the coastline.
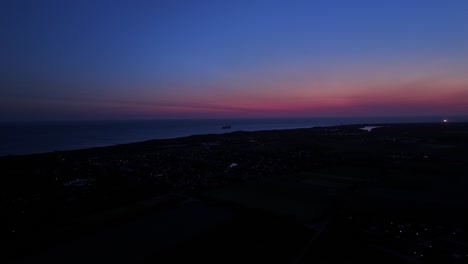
[2,116,467,157]
[0,118,464,158]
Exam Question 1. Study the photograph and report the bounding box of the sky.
[1,0,468,121]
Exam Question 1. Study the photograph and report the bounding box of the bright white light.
[443,119,448,123]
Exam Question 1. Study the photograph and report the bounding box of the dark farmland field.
[2,122,468,263]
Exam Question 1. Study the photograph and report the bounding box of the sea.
[0,116,466,156]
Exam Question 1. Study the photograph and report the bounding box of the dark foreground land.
[2,122,468,263]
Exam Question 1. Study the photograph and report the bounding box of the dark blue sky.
[1,0,468,120]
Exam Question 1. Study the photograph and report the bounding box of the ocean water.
[0,116,465,156]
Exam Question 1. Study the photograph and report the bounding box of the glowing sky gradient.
[1,0,468,121]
